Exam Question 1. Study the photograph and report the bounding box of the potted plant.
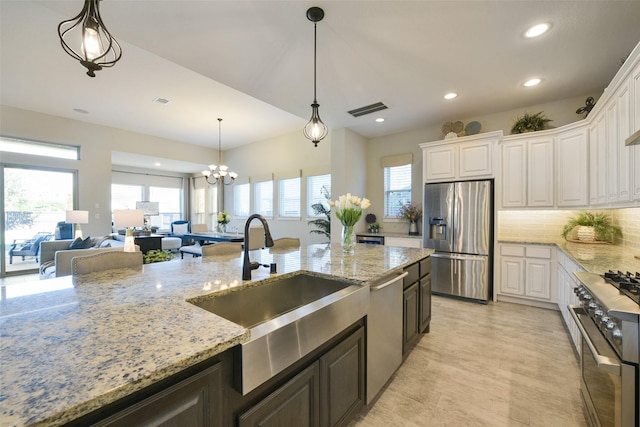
[561,211,622,243]
[308,201,331,240]
[398,202,422,236]
[365,213,380,233]
[510,111,553,134]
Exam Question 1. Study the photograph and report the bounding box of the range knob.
[600,315,610,325]
[612,328,623,344]
[573,286,582,295]
[583,294,593,301]
[594,309,604,319]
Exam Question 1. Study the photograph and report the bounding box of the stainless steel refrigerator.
[423,180,493,303]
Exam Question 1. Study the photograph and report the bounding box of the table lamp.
[113,209,144,252]
[66,210,89,239]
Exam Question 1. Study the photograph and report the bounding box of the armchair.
[170,220,191,245]
[9,232,52,264]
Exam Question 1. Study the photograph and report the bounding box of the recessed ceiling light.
[523,78,541,87]
[73,108,89,114]
[375,118,385,123]
[525,23,550,38]
[153,97,169,105]
[154,162,161,167]
[444,92,458,100]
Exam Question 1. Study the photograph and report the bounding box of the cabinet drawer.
[419,257,431,277]
[404,263,419,288]
[500,245,525,257]
[525,246,552,259]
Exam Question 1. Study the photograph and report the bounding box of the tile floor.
[350,296,589,427]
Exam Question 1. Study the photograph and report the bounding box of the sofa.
[39,236,126,279]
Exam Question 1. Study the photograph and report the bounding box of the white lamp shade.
[66,210,89,224]
[114,209,145,228]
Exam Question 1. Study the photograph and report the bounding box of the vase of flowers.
[217,211,231,233]
[329,193,371,254]
[398,202,423,236]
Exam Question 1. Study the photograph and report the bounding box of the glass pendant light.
[303,7,328,147]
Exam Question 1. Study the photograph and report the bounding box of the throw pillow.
[69,236,93,249]
[172,223,189,234]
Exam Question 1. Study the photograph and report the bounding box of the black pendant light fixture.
[202,118,238,186]
[303,7,328,147]
[57,0,123,77]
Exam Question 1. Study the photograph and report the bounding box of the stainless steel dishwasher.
[367,271,408,404]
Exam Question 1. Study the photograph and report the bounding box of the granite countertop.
[0,243,433,427]
[498,238,640,273]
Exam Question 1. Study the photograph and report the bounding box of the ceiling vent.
[347,102,388,117]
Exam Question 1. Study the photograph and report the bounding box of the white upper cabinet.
[589,111,607,205]
[631,58,640,200]
[500,141,527,207]
[420,131,501,183]
[527,137,554,207]
[556,126,589,207]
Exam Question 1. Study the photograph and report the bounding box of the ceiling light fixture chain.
[303,7,328,147]
[202,118,238,186]
[57,0,123,77]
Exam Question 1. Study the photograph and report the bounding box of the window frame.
[277,176,301,219]
[383,163,412,220]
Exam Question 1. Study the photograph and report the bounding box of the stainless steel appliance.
[423,180,493,303]
[356,234,384,245]
[366,271,407,404]
[570,271,639,427]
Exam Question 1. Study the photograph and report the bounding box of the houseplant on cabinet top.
[561,211,622,243]
[510,111,552,134]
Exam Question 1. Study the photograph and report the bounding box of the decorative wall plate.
[465,121,481,135]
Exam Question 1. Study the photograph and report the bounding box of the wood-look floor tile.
[349,296,589,426]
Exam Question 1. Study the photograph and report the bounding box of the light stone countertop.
[0,243,433,427]
[498,239,640,273]
[355,231,422,239]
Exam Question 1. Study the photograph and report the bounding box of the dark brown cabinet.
[238,326,365,427]
[319,326,365,427]
[239,362,320,427]
[94,363,222,427]
[403,257,432,357]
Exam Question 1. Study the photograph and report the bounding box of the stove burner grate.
[603,270,640,303]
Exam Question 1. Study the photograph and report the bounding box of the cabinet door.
[403,282,419,356]
[419,274,431,333]
[385,236,421,248]
[631,62,640,200]
[556,128,588,206]
[524,259,551,300]
[459,140,492,178]
[615,83,631,202]
[423,145,456,181]
[319,327,365,427]
[500,141,527,207]
[590,112,607,205]
[239,362,320,427]
[96,364,223,427]
[499,256,525,296]
[527,137,554,206]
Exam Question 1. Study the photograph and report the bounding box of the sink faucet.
[242,214,274,280]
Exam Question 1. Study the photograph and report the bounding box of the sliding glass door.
[2,166,76,276]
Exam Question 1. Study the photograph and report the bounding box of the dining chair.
[272,238,301,249]
[72,251,143,275]
[191,223,208,233]
[201,242,242,257]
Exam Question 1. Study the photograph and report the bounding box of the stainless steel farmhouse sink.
[188,272,369,395]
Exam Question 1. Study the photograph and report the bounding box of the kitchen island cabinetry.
[402,258,432,357]
[497,243,556,309]
[419,131,500,183]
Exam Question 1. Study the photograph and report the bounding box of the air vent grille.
[347,102,387,117]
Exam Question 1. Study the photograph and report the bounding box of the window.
[193,188,205,224]
[307,174,331,217]
[208,186,218,226]
[384,164,412,217]
[254,180,273,218]
[233,183,250,217]
[111,184,143,210]
[0,136,79,160]
[278,177,301,218]
[149,187,182,229]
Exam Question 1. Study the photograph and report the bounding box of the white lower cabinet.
[556,249,584,354]
[384,236,422,248]
[498,244,556,308]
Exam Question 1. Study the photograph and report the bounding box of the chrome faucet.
[242,214,274,280]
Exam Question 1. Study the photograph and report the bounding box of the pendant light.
[57,0,123,77]
[202,118,238,185]
[303,7,328,147]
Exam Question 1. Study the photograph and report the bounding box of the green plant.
[561,211,622,242]
[308,202,331,240]
[510,111,553,134]
[143,249,175,264]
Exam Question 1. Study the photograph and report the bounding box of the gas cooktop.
[603,270,640,305]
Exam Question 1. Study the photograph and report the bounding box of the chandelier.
[57,0,123,77]
[202,118,238,185]
[303,7,328,147]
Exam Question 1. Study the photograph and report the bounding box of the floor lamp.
[66,210,89,239]
[113,209,144,252]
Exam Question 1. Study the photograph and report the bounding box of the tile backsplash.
[498,208,640,250]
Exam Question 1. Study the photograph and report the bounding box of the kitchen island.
[0,243,433,427]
